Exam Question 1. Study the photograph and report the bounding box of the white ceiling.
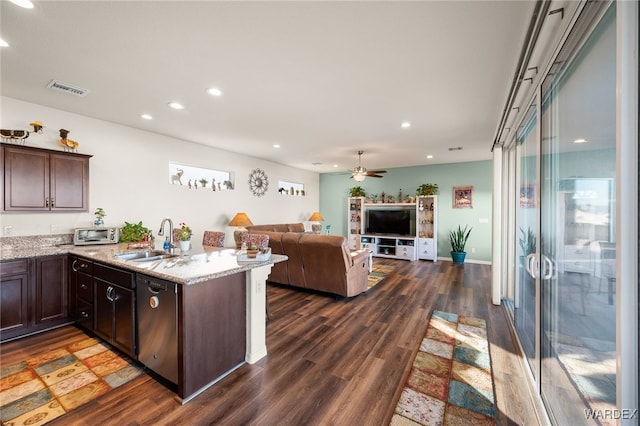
[1,1,534,173]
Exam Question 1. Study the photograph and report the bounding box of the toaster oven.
[73,227,119,245]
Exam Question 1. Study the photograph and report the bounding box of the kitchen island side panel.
[178,272,247,400]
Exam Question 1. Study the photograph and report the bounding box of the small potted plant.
[94,207,106,227]
[198,178,208,189]
[449,225,472,264]
[177,222,192,253]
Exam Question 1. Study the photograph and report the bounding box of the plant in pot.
[416,183,438,196]
[119,221,151,243]
[349,186,366,197]
[449,225,472,264]
[518,227,536,266]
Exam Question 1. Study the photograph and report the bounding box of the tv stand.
[360,235,417,261]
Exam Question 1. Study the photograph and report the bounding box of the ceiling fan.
[350,150,387,181]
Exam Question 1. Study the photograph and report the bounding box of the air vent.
[47,80,90,97]
[448,146,463,151]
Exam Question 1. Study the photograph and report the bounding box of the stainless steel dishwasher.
[136,274,178,385]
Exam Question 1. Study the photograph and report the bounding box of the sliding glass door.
[539,5,616,424]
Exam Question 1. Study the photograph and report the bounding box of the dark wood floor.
[1,259,545,425]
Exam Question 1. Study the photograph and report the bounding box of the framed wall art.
[453,186,473,209]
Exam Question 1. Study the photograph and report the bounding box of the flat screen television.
[365,208,415,236]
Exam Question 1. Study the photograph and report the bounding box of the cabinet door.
[34,255,68,324]
[0,261,30,340]
[50,153,88,211]
[112,286,136,357]
[3,146,49,211]
[94,279,113,342]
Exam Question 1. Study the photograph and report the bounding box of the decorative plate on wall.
[248,168,269,197]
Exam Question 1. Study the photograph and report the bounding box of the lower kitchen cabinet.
[0,255,71,342]
[69,256,94,330]
[0,260,30,340]
[93,263,136,358]
[35,255,68,325]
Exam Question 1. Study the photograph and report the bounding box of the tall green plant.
[519,227,536,255]
[449,225,472,253]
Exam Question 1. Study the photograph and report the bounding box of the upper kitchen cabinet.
[1,143,91,212]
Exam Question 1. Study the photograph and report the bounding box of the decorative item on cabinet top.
[1,121,44,145]
[168,162,234,191]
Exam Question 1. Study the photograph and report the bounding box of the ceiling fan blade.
[367,174,384,178]
[367,170,387,174]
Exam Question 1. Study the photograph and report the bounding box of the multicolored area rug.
[368,263,395,289]
[390,310,497,426]
[0,336,144,426]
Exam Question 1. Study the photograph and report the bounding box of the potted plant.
[177,222,192,253]
[416,183,438,196]
[449,224,472,264]
[119,221,151,242]
[349,186,366,197]
[94,207,106,227]
[198,178,208,189]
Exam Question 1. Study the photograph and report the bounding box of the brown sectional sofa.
[246,223,370,297]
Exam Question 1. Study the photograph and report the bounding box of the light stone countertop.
[1,243,287,286]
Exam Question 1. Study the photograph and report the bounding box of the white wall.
[1,97,319,250]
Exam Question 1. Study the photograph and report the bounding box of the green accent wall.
[319,160,494,262]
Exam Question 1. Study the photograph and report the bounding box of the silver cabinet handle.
[72,259,78,272]
[106,286,114,302]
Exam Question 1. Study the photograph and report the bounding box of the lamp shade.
[308,212,324,222]
[228,212,253,227]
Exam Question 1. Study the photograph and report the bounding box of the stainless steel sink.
[114,250,179,262]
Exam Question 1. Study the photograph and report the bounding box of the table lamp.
[229,212,253,249]
[308,211,324,233]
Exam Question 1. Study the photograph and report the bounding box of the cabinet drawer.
[77,273,93,302]
[0,259,29,276]
[73,258,93,274]
[93,263,135,288]
[77,299,93,330]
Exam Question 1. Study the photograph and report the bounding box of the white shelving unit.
[347,195,438,261]
[347,197,365,250]
[417,195,438,261]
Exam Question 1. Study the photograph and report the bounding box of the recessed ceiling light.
[0,39,8,48]
[333,164,339,168]
[426,155,433,159]
[9,0,34,9]
[573,138,588,144]
[401,121,411,129]
[141,114,153,120]
[207,87,223,97]
[168,101,184,110]
[273,144,280,148]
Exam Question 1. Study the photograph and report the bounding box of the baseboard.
[436,256,492,265]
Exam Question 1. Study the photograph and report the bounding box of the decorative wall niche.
[278,180,305,196]
[169,163,234,191]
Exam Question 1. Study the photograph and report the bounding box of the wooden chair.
[202,231,225,248]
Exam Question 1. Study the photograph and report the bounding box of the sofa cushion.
[282,232,307,288]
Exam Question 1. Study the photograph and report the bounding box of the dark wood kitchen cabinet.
[93,263,136,357]
[0,259,30,340]
[68,255,94,330]
[1,143,91,212]
[0,255,71,342]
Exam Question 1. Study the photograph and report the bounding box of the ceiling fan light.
[353,173,366,182]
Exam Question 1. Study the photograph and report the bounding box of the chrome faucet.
[158,217,175,252]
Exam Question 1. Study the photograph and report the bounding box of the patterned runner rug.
[368,263,395,289]
[0,335,144,426]
[390,310,497,425]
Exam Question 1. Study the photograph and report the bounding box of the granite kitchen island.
[1,242,286,404]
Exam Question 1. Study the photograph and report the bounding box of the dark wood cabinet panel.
[0,260,30,340]
[1,255,71,342]
[93,263,136,358]
[1,143,91,212]
[3,146,49,211]
[35,255,68,324]
[50,153,89,211]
